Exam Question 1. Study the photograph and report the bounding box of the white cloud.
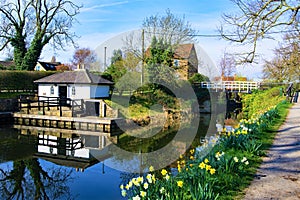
[80,1,129,12]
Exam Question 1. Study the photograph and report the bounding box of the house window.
[72,86,76,95]
[174,59,179,67]
[50,86,54,95]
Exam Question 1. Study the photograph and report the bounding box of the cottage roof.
[34,69,113,85]
[173,44,194,59]
[145,43,195,59]
[37,61,61,71]
[0,61,14,69]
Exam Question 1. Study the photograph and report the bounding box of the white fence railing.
[200,81,260,92]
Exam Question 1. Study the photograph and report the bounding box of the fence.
[200,81,260,92]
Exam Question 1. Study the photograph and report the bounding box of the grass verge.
[119,100,292,200]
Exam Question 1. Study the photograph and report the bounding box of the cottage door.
[58,86,68,105]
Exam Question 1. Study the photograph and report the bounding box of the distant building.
[0,61,15,70]
[146,43,198,80]
[34,61,61,71]
[214,75,247,82]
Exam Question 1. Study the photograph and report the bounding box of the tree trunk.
[22,37,43,71]
[11,33,26,70]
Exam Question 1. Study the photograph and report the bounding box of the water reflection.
[0,114,211,199]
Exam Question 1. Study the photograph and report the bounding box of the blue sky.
[8,0,283,79]
[51,0,279,79]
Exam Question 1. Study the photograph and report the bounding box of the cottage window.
[174,59,179,67]
[50,86,54,95]
[72,86,76,95]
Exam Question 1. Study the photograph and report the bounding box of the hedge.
[0,71,56,91]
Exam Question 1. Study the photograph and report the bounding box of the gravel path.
[243,103,300,200]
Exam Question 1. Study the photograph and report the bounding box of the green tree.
[188,73,210,84]
[145,36,175,86]
[0,0,81,70]
[219,0,300,63]
[110,49,123,65]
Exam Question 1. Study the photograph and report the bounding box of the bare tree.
[219,0,300,63]
[0,0,81,70]
[123,9,197,60]
[143,9,197,45]
[263,32,300,82]
[219,51,236,77]
[0,159,73,200]
[71,47,97,70]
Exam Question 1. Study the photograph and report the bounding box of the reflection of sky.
[69,164,126,200]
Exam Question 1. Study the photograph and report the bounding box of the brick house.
[172,43,198,80]
[146,43,198,80]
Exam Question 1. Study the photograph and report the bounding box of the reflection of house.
[36,132,112,171]
[146,43,198,80]
[34,69,113,100]
[34,61,61,71]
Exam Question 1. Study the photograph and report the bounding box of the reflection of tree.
[0,158,74,200]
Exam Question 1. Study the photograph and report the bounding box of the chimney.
[51,56,56,63]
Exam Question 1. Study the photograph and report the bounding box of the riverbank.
[243,103,300,200]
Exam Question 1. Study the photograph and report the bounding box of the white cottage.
[34,69,113,116]
[34,69,113,100]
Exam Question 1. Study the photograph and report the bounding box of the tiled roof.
[37,61,61,71]
[34,70,113,85]
[0,61,14,68]
[173,44,194,59]
[145,43,195,59]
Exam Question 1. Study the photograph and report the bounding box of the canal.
[0,114,213,200]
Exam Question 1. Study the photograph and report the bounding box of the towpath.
[243,103,300,200]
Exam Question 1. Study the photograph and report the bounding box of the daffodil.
[204,158,209,163]
[137,176,143,183]
[146,174,152,183]
[161,169,168,176]
[177,180,184,188]
[149,166,154,172]
[190,149,195,154]
[205,165,211,171]
[160,187,166,194]
[165,174,170,181]
[121,190,127,197]
[143,182,149,190]
[241,157,247,163]
[210,168,216,175]
[177,164,181,173]
[132,195,141,200]
[234,157,239,162]
[140,191,146,197]
[199,162,205,169]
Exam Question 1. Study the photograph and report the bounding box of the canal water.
[0,114,213,200]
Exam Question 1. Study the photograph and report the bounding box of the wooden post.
[43,101,45,115]
[60,104,62,117]
[71,100,74,117]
